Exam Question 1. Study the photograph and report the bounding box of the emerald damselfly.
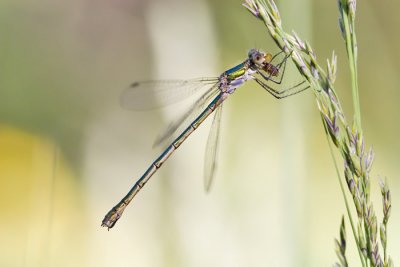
[102,48,309,229]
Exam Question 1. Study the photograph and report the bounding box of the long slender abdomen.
[101,93,225,229]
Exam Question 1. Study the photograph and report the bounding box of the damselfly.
[102,48,309,229]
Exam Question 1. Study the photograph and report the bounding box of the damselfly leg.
[256,51,310,99]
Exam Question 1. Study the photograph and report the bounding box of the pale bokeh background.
[0,0,399,266]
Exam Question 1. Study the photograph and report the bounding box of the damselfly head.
[248,48,266,66]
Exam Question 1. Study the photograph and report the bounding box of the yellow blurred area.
[0,125,87,266]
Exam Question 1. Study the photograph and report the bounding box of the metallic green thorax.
[224,61,249,80]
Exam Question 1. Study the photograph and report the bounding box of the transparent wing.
[120,78,219,110]
[203,104,223,192]
[154,83,219,147]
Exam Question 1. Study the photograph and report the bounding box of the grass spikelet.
[242,0,393,266]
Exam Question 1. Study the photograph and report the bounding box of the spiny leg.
[270,50,284,62]
[254,77,310,99]
[256,76,308,95]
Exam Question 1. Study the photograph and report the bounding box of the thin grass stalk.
[338,0,361,130]
[243,2,364,263]
[323,118,366,267]
[242,0,393,266]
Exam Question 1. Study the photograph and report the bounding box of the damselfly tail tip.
[101,217,116,230]
[102,206,125,230]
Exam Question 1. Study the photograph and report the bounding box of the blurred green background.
[0,0,399,266]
